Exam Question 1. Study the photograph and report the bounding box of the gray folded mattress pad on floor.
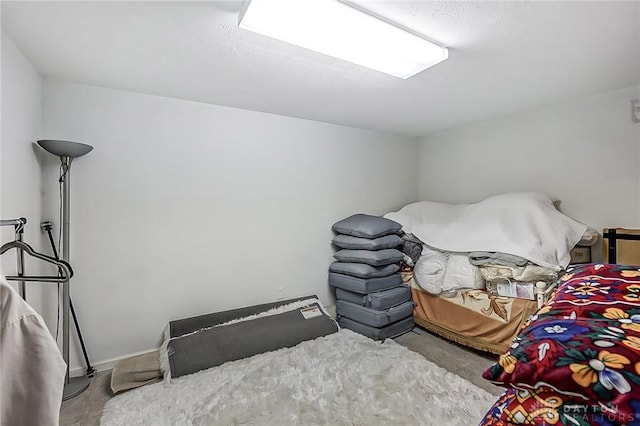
[161,295,339,379]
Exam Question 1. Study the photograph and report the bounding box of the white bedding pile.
[385,192,587,271]
[413,246,484,295]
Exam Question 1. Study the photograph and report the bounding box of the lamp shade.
[37,140,93,158]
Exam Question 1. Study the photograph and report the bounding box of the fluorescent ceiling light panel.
[239,0,448,79]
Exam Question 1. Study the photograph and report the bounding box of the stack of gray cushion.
[329,213,415,340]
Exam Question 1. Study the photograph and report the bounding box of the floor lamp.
[37,139,93,400]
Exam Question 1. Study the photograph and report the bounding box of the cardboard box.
[570,246,592,264]
[603,228,640,265]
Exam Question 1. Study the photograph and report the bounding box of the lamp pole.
[60,155,77,398]
[37,140,93,400]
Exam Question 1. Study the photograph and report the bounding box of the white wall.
[42,80,419,372]
[10,46,637,376]
[0,32,58,326]
[418,85,640,261]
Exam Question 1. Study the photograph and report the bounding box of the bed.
[402,266,546,354]
[480,263,640,425]
[384,192,594,355]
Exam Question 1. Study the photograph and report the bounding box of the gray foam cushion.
[336,299,415,327]
[333,249,404,266]
[332,214,402,238]
[329,273,403,294]
[329,262,399,279]
[331,234,402,250]
[338,316,414,341]
[335,286,411,310]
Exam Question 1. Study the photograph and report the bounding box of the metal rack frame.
[0,218,89,400]
[0,218,27,297]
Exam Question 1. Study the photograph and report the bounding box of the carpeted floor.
[59,327,503,425]
[394,327,503,396]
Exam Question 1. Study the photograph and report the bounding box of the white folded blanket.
[385,192,587,270]
[479,264,558,283]
[444,253,484,292]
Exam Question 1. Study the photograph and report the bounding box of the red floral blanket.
[480,263,640,426]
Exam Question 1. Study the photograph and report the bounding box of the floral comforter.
[403,270,539,354]
[480,263,640,426]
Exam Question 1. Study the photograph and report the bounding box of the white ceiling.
[2,1,639,137]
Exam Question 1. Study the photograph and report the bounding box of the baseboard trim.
[69,347,159,377]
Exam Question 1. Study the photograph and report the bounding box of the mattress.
[335,285,411,310]
[336,299,414,328]
[161,297,338,379]
[338,316,414,340]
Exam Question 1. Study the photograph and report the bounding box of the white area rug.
[100,330,495,425]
